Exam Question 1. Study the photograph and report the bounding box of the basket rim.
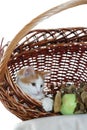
[8,41,87,64]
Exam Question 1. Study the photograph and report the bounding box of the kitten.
[16,66,53,112]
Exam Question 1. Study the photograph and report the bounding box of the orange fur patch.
[17,68,24,76]
[17,68,48,84]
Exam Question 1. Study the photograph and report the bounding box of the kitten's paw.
[42,97,53,112]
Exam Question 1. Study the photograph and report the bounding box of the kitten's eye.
[32,83,36,86]
[40,84,43,88]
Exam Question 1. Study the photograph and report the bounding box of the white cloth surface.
[14,114,87,130]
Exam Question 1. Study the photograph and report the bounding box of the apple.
[60,94,77,115]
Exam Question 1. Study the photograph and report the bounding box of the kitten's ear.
[23,66,35,77]
[40,71,49,78]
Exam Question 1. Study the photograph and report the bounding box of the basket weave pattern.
[0,27,87,120]
[8,28,87,83]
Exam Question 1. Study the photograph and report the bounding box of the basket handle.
[0,0,87,81]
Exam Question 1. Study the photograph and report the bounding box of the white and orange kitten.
[16,66,53,112]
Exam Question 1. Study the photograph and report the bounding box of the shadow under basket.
[0,27,87,120]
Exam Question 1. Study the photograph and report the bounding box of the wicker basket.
[0,0,87,121]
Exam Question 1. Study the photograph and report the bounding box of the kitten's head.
[17,66,48,100]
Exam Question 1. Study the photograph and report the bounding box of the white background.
[0,0,87,130]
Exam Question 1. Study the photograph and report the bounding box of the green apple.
[60,94,77,115]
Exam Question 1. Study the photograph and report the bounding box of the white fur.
[42,97,53,112]
[17,76,45,100]
[16,66,53,112]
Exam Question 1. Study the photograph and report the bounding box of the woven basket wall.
[0,0,87,121]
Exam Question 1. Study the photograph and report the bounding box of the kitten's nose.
[37,91,40,94]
